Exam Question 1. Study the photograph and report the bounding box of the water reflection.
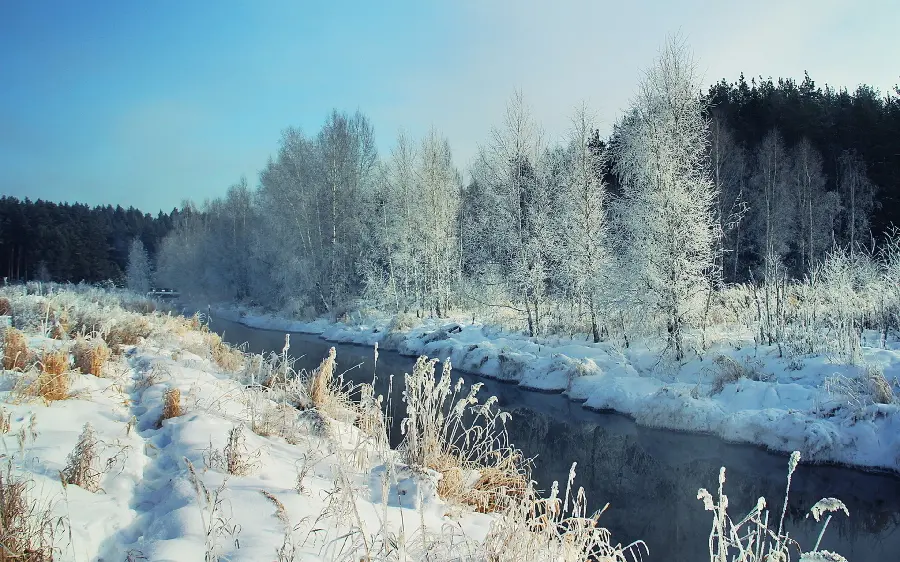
[209,316,900,561]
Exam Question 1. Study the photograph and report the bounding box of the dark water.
[209,316,900,561]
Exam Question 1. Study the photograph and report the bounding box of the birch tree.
[561,106,610,342]
[708,112,749,282]
[791,139,839,271]
[473,92,551,336]
[838,149,877,252]
[612,39,720,359]
[750,129,794,267]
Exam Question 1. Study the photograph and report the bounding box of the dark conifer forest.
[0,197,175,283]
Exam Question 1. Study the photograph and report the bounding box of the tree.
[708,112,749,282]
[611,38,720,359]
[126,238,151,294]
[473,92,554,336]
[790,138,838,270]
[749,129,795,269]
[560,106,610,342]
[838,149,877,251]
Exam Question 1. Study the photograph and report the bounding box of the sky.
[1,1,897,213]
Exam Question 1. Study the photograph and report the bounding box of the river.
[208,316,900,561]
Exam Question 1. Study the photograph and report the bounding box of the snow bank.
[217,304,900,473]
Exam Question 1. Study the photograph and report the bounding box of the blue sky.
[1,1,897,213]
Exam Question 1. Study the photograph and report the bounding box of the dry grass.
[3,327,29,371]
[0,297,11,317]
[61,423,101,492]
[159,387,183,427]
[480,465,642,562]
[103,316,152,350]
[32,350,71,402]
[866,365,894,404]
[206,333,244,372]
[224,425,256,476]
[0,408,10,434]
[308,347,336,410]
[49,323,67,341]
[260,490,289,524]
[433,451,528,513]
[709,355,764,395]
[0,463,59,561]
[72,337,110,377]
[203,426,258,476]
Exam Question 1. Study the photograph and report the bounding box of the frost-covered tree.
[560,106,610,342]
[708,112,749,282]
[126,238,151,294]
[790,139,839,271]
[416,130,461,316]
[749,129,794,268]
[838,149,877,251]
[365,130,461,316]
[611,39,720,359]
[473,92,555,336]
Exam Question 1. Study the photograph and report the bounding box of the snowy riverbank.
[214,305,900,474]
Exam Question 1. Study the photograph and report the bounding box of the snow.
[2,316,495,560]
[215,304,900,474]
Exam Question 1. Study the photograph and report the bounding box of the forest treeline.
[0,197,175,284]
[154,58,899,350]
[6,52,898,347]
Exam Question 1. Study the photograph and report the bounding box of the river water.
[208,316,900,561]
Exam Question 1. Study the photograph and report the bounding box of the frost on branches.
[611,39,720,359]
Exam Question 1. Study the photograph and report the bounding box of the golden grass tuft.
[33,350,71,402]
[0,463,58,561]
[49,322,67,340]
[104,316,152,349]
[72,338,110,377]
[206,333,244,372]
[260,490,289,524]
[2,327,28,371]
[158,387,182,427]
[0,297,11,316]
[432,452,528,513]
[308,347,336,409]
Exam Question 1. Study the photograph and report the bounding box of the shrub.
[2,327,29,371]
[709,355,764,394]
[866,365,894,405]
[62,423,101,492]
[0,297,11,316]
[159,387,183,427]
[73,337,111,377]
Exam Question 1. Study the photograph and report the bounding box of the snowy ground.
[214,305,900,474]
[1,296,497,561]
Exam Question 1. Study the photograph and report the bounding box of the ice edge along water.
[214,305,900,475]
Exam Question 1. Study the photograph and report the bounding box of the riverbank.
[213,304,900,474]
